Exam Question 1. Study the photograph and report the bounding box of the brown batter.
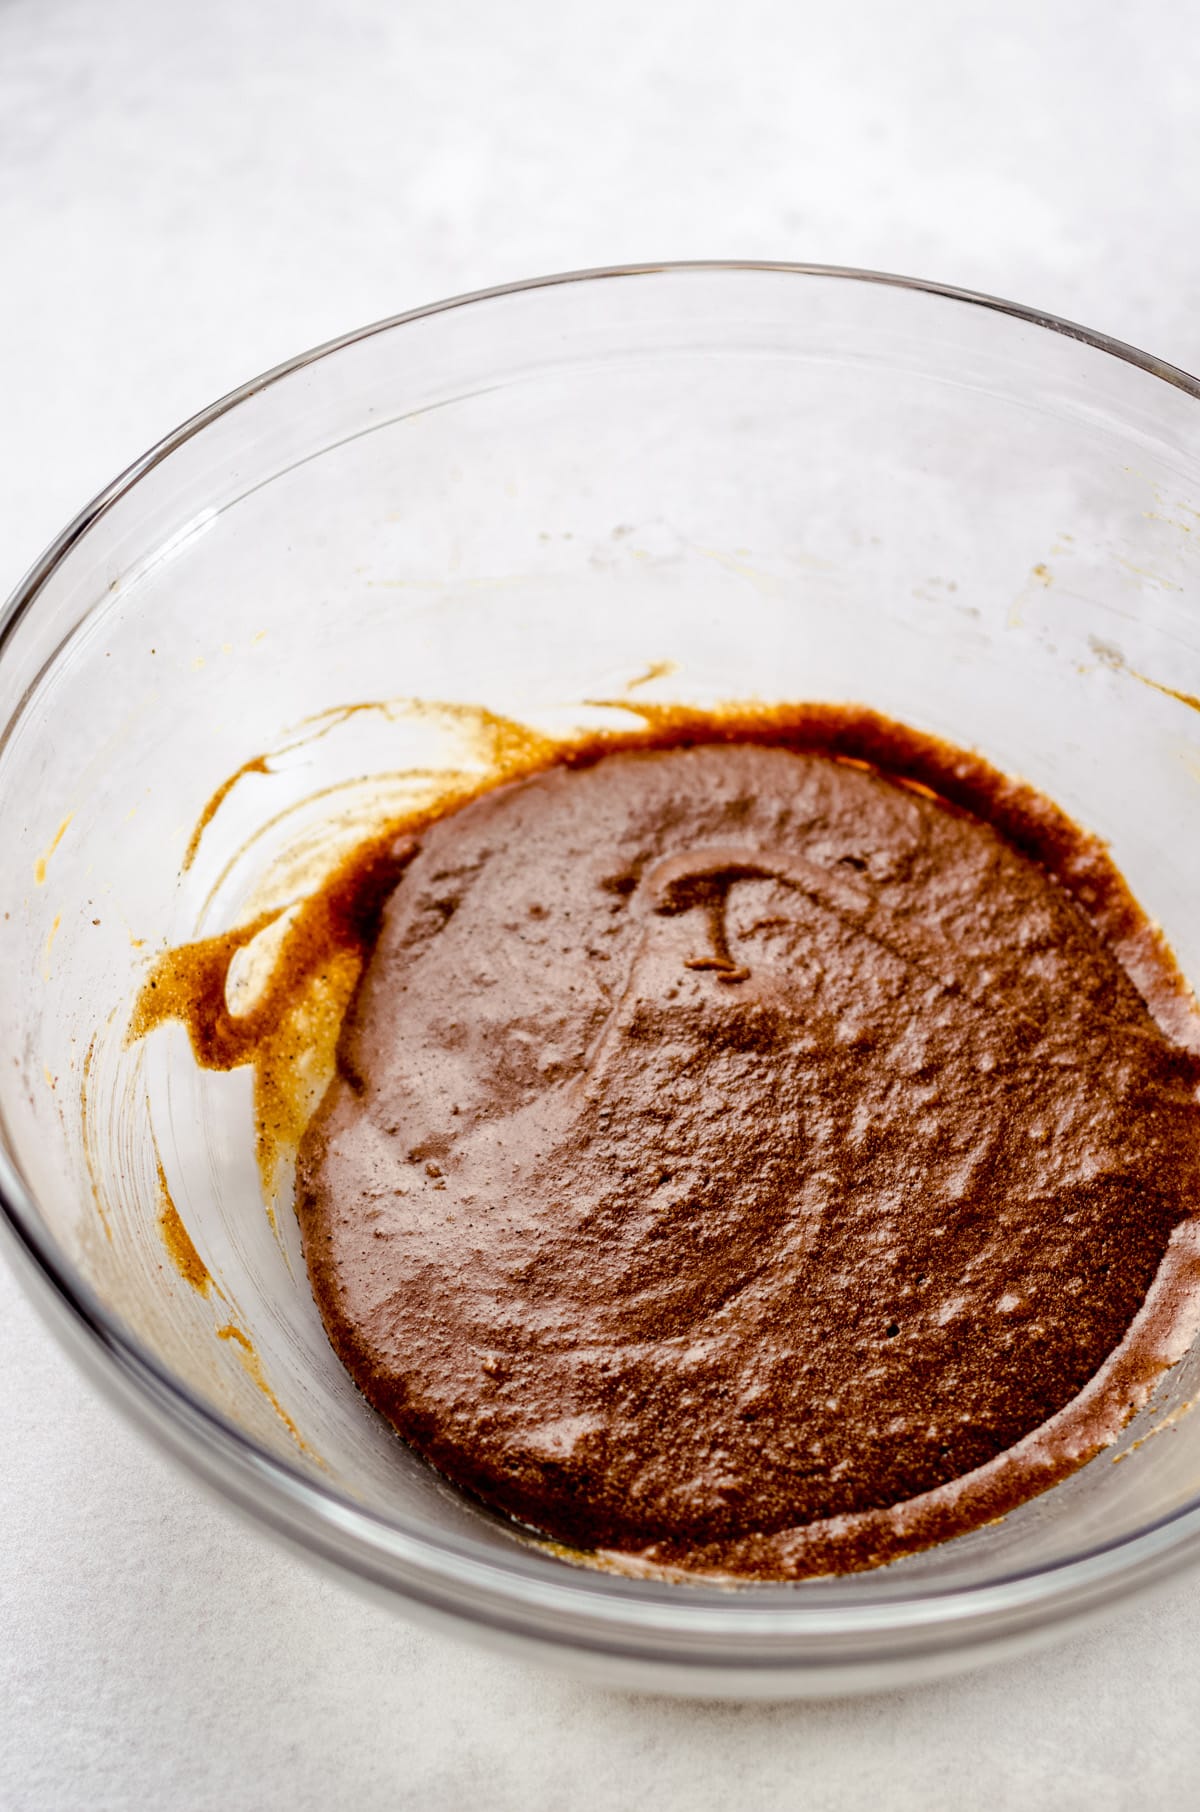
[293,728,1200,1579]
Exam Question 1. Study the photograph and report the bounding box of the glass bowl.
[4,263,1200,1699]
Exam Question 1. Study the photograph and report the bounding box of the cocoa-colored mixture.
[295,732,1200,1579]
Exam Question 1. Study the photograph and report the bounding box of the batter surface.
[296,738,1200,1578]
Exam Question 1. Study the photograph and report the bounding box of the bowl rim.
[5,259,1200,1671]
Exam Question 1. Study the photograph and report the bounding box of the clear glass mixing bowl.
[4,264,1200,1698]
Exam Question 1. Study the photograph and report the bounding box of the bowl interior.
[5,267,1200,1628]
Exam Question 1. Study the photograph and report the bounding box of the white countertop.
[5,1,1200,1804]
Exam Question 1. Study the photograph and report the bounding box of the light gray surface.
[4,1,1200,1804]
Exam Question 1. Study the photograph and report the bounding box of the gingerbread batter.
[295,736,1200,1578]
